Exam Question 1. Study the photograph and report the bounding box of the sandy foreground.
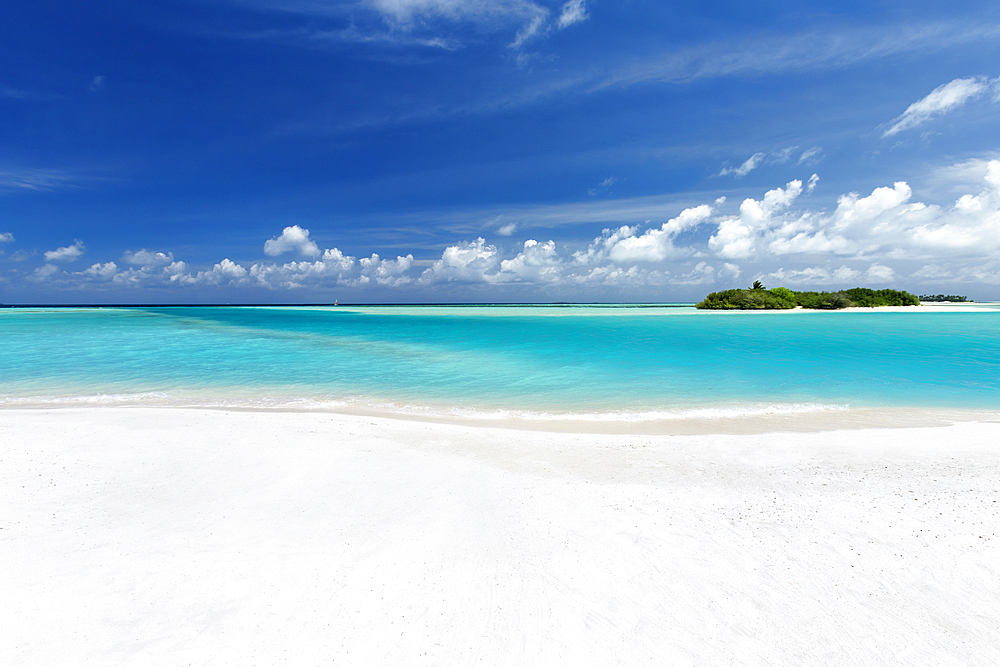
[2,408,998,666]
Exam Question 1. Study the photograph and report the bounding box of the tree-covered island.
[918,294,972,302]
[696,282,920,310]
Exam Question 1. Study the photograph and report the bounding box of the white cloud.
[556,0,587,29]
[0,232,13,243]
[420,237,501,283]
[863,263,896,283]
[605,204,713,263]
[497,222,518,236]
[705,160,1000,270]
[108,261,192,288]
[263,225,321,258]
[214,258,248,279]
[0,168,78,192]
[122,249,174,266]
[9,249,35,262]
[719,152,764,178]
[596,22,1000,91]
[709,180,804,258]
[13,159,1000,296]
[587,175,617,196]
[498,239,561,282]
[509,6,548,48]
[44,240,86,262]
[369,0,539,25]
[80,262,118,280]
[720,149,820,178]
[911,264,953,280]
[32,264,60,280]
[359,0,554,49]
[189,258,249,286]
[678,261,715,285]
[89,75,104,92]
[883,76,990,137]
[237,247,414,291]
[358,253,415,286]
[765,263,897,286]
[247,248,357,289]
[321,247,357,272]
[798,147,822,164]
[572,224,638,265]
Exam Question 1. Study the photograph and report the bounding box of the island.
[918,294,973,302]
[696,282,920,310]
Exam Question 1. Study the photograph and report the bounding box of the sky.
[2,0,1000,303]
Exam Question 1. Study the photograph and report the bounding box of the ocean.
[3,304,1000,422]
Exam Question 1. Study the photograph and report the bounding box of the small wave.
[0,393,353,411]
[337,400,850,422]
[0,392,172,406]
[0,392,847,422]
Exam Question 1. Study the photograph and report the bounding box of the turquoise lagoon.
[2,305,999,421]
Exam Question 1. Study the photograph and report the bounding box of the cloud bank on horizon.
[2,0,1000,301]
[7,158,1000,299]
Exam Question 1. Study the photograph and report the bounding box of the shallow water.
[2,305,999,419]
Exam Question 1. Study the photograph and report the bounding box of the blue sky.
[3,0,1000,303]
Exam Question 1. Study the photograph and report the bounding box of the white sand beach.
[2,408,999,666]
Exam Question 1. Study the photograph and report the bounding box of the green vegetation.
[918,294,972,302]
[839,288,920,307]
[793,291,855,309]
[695,288,797,310]
[696,283,920,310]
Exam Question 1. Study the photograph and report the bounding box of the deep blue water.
[2,305,999,417]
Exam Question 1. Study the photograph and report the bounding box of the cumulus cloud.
[497,221,518,236]
[14,158,1000,296]
[0,232,13,243]
[556,0,587,29]
[498,239,561,282]
[766,263,897,286]
[122,249,174,266]
[883,77,990,137]
[709,180,806,258]
[102,260,193,288]
[263,225,321,258]
[706,160,1000,271]
[80,262,118,280]
[606,205,713,263]
[358,253,415,286]
[188,259,249,286]
[239,247,365,290]
[44,240,85,262]
[420,237,501,283]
